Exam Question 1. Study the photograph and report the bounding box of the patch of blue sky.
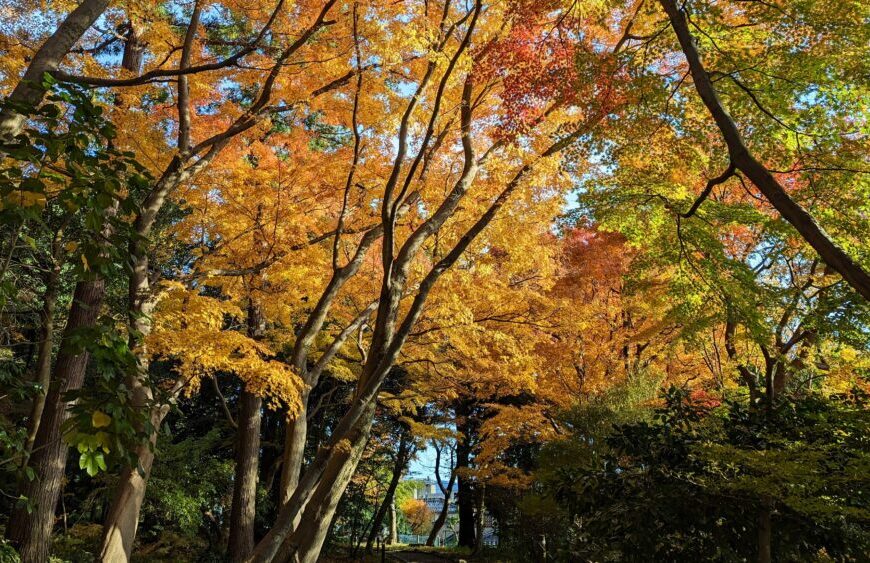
[408,427,456,483]
[0,2,61,44]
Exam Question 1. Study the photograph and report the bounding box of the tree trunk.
[229,301,266,561]
[98,236,160,560]
[472,484,485,555]
[6,279,106,563]
[366,433,410,552]
[658,0,870,301]
[229,390,263,562]
[724,311,760,404]
[772,360,789,398]
[757,504,772,563]
[248,401,376,563]
[121,21,145,74]
[23,260,61,459]
[456,462,475,546]
[98,397,168,562]
[426,473,455,546]
[455,401,476,548]
[764,358,776,409]
[389,496,397,544]
[279,392,309,506]
[274,404,375,563]
[0,0,110,141]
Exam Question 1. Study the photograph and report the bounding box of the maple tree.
[0,0,866,562]
[400,498,433,536]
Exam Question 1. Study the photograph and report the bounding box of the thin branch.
[680,160,735,218]
[211,376,238,428]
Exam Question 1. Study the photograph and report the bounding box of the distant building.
[411,478,459,515]
[403,478,497,547]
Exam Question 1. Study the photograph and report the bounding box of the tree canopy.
[0,1,867,562]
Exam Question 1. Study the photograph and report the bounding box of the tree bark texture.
[7,279,106,563]
[229,390,263,562]
[229,300,266,562]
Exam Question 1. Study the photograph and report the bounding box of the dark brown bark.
[455,400,476,548]
[366,433,410,552]
[229,390,262,562]
[121,21,145,73]
[658,0,870,301]
[0,0,110,140]
[228,300,265,562]
[7,279,106,563]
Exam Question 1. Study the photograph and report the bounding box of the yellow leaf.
[91,410,111,428]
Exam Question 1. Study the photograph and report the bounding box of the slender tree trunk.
[99,247,158,561]
[366,433,410,552]
[98,395,168,562]
[23,260,61,459]
[757,504,772,563]
[455,401,476,548]
[426,473,456,546]
[764,358,776,409]
[0,0,110,141]
[229,390,263,562]
[658,0,870,301]
[121,21,145,74]
[229,300,266,562]
[389,496,397,544]
[472,484,485,555]
[279,392,309,506]
[7,279,106,563]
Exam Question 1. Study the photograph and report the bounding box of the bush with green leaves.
[139,428,233,541]
[527,386,870,562]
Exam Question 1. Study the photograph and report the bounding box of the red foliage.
[689,388,722,410]
[476,5,628,137]
[558,227,632,288]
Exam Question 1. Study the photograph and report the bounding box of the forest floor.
[321,545,501,562]
[389,550,455,562]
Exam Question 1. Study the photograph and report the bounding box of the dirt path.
[389,551,455,563]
